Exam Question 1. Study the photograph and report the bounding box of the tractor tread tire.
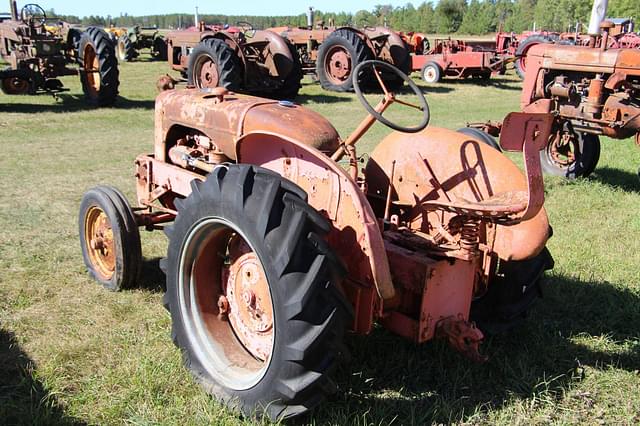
[187,38,242,92]
[151,36,168,61]
[457,127,502,152]
[316,28,373,92]
[117,34,136,62]
[79,26,119,106]
[163,165,351,421]
[515,35,553,80]
[471,247,554,334]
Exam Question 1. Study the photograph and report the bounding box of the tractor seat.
[422,190,528,222]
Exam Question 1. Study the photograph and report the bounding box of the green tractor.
[115,25,167,62]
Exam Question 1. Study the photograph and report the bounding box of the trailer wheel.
[471,248,554,334]
[421,61,442,83]
[541,131,600,178]
[188,38,242,91]
[316,28,373,92]
[79,186,142,291]
[515,35,553,79]
[151,36,168,61]
[116,34,136,62]
[163,165,351,421]
[456,127,502,152]
[78,27,119,106]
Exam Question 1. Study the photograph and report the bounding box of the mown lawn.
[1,58,639,425]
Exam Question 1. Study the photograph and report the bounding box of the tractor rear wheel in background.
[187,38,242,92]
[0,76,31,94]
[515,35,553,79]
[116,34,136,62]
[541,131,600,179]
[457,127,502,151]
[79,186,142,291]
[78,27,119,106]
[471,248,554,334]
[421,61,442,83]
[151,36,168,61]
[383,41,411,91]
[316,29,373,92]
[163,164,351,420]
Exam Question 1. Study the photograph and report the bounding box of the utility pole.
[195,6,199,27]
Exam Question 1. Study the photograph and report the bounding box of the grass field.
[1,58,640,425]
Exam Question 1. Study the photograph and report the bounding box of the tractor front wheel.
[316,29,372,92]
[78,27,119,106]
[163,165,351,421]
[457,127,502,151]
[79,186,142,291]
[541,131,600,178]
[187,38,242,91]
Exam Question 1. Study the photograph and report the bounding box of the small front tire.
[421,61,442,83]
[79,186,142,291]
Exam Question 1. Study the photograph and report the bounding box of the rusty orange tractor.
[79,60,554,420]
[518,21,640,178]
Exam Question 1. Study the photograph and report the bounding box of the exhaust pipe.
[10,0,18,21]
[307,7,314,30]
[588,0,608,35]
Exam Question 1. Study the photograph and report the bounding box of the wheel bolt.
[242,290,256,308]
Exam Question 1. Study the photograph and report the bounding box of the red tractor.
[269,8,410,92]
[79,61,554,420]
[164,22,302,99]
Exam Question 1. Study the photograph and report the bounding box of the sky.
[19,1,414,18]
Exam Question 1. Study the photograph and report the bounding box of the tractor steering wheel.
[353,60,430,133]
[21,4,46,28]
[235,21,254,31]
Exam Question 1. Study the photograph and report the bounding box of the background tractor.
[113,25,167,62]
[79,60,554,420]
[269,7,410,92]
[164,22,302,99]
[0,1,119,105]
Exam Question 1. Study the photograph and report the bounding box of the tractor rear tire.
[78,27,119,106]
[515,35,553,79]
[421,61,442,83]
[471,247,554,335]
[163,164,352,421]
[541,132,600,179]
[187,38,242,92]
[457,127,502,152]
[151,36,168,61]
[116,34,136,62]
[79,186,142,291]
[316,28,373,92]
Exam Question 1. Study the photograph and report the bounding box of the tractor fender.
[366,27,409,67]
[236,131,395,305]
[247,30,294,78]
[365,127,550,262]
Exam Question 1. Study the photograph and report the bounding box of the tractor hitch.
[435,315,488,363]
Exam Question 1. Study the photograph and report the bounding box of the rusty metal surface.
[153,89,340,163]
[365,127,550,262]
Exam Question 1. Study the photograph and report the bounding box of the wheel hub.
[85,207,115,279]
[198,59,219,88]
[225,244,273,361]
[327,47,351,82]
[548,132,575,168]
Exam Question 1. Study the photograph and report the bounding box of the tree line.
[47,0,638,35]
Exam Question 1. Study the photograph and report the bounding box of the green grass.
[1,59,639,425]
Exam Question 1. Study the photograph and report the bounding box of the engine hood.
[155,89,340,161]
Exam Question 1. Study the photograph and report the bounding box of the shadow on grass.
[590,166,640,194]
[0,94,154,113]
[306,274,640,424]
[0,329,86,425]
[137,257,166,293]
[437,77,522,91]
[296,93,351,104]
